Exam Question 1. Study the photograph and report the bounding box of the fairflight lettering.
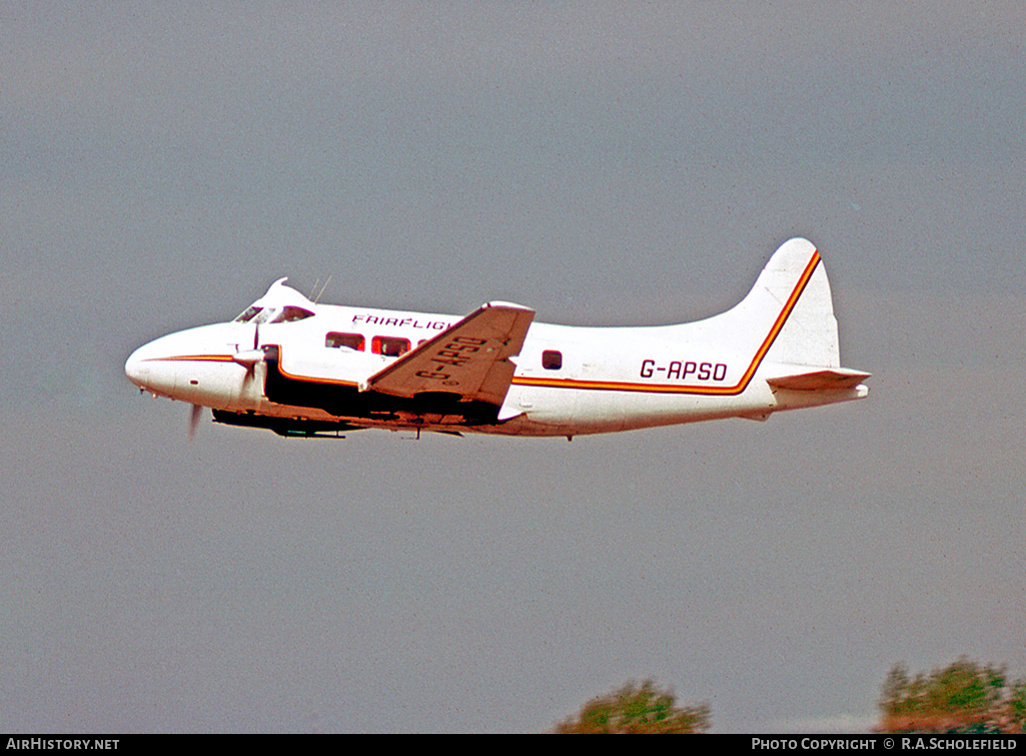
[351,313,450,330]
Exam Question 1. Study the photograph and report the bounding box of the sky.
[2,1,1024,734]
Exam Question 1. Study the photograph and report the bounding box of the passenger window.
[372,336,411,357]
[326,332,365,351]
[542,350,563,370]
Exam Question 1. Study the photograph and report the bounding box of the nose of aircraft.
[125,346,149,389]
[124,332,190,398]
[124,332,186,396]
[125,323,242,403]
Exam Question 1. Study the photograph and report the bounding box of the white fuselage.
[125,304,863,438]
[124,239,870,438]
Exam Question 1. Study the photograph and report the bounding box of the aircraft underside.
[207,348,867,439]
[265,346,502,426]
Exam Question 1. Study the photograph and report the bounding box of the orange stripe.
[146,354,236,363]
[276,354,359,388]
[512,250,821,396]
[150,351,360,388]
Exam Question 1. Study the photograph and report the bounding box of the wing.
[361,301,535,407]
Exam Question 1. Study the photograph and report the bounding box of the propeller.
[232,322,265,388]
[188,403,203,441]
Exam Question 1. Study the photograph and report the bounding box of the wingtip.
[484,300,535,313]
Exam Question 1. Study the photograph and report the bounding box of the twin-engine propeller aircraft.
[125,238,869,440]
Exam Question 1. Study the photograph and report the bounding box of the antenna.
[314,275,332,304]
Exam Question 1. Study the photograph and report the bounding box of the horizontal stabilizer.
[766,368,871,391]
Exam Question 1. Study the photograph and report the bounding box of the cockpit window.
[235,306,263,323]
[238,306,313,325]
[270,306,315,324]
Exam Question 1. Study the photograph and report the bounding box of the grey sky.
[2,2,1024,733]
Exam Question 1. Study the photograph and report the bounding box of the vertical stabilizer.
[725,238,840,369]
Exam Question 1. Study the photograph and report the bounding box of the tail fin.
[678,237,868,401]
[723,237,840,369]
